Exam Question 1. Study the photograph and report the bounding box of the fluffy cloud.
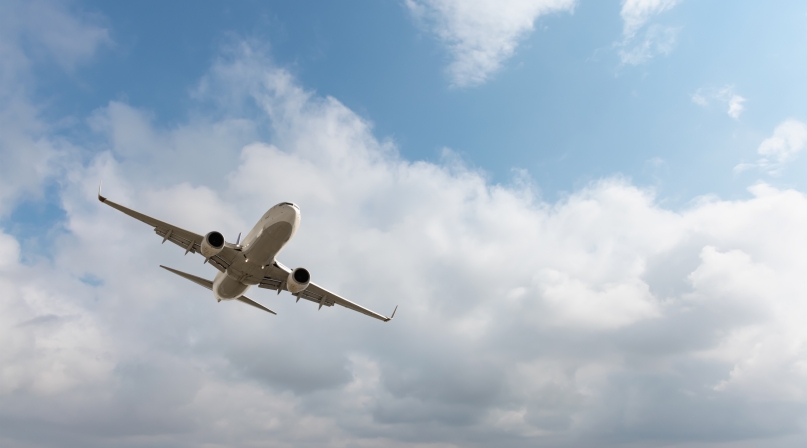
[617,0,680,65]
[726,94,747,119]
[756,120,807,166]
[735,119,807,175]
[406,0,576,87]
[5,37,807,448]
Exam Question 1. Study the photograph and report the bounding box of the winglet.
[98,181,106,203]
[384,305,398,322]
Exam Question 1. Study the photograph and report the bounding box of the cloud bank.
[3,12,807,448]
[406,0,576,87]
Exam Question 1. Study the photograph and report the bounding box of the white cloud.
[691,92,708,106]
[757,120,807,164]
[406,0,576,87]
[735,119,807,175]
[691,85,747,120]
[0,229,114,398]
[726,94,746,119]
[617,0,680,65]
[6,42,807,446]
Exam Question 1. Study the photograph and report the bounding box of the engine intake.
[200,231,225,259]
[287,267,310,294]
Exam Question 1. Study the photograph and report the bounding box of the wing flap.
[258,264,395,322]
[306,282,394,322]
[155,228,231,273]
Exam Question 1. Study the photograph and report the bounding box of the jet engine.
[287,267,310,294]
[200,231,225,259]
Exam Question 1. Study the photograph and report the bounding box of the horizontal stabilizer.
[160,265,213,290]
[237,295,277,315]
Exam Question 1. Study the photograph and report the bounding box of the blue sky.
[27,0,807,201]
[3,1,807,447]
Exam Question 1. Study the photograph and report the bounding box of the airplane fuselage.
[212,202,300,301]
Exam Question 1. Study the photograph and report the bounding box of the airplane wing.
[258,262,397,322]
[98,183,238,273]
[99,183,395,322]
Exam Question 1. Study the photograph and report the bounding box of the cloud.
[691,93,708,106]
[617,23,678,65]
[5,41,807,446]
[406,0,576,87]
[0,228,114,401]
[0,0,110,77]
[735,119,807,175]
[0,0,110,216]
[620,0,679,38]
[757,120,807,164]
[726,94,747,119]
[691,85,747,120]
[617,0,680,65]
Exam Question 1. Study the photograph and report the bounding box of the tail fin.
[160,265,213,290]
[236,295,277,315]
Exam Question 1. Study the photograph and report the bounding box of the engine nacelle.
[287,267,310,294]
[200,231,225,259]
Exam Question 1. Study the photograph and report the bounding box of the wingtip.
[97,181,106,203]
[385,305,398,322]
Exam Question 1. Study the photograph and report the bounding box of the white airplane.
[98,184,396,322]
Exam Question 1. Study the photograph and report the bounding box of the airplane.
[98,183,397,322]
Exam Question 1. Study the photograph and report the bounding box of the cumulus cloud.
[691,85,747,119]
[735,119,807,175]
[617,0,680,65]
[6,37,807,447]
[406,0,576,87]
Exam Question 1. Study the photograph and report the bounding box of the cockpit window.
[267,202,298,216]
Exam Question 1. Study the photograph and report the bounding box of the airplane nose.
[279,203,300,223]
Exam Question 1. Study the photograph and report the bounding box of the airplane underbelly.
[213,271,249,301]
[245,221,293,265]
